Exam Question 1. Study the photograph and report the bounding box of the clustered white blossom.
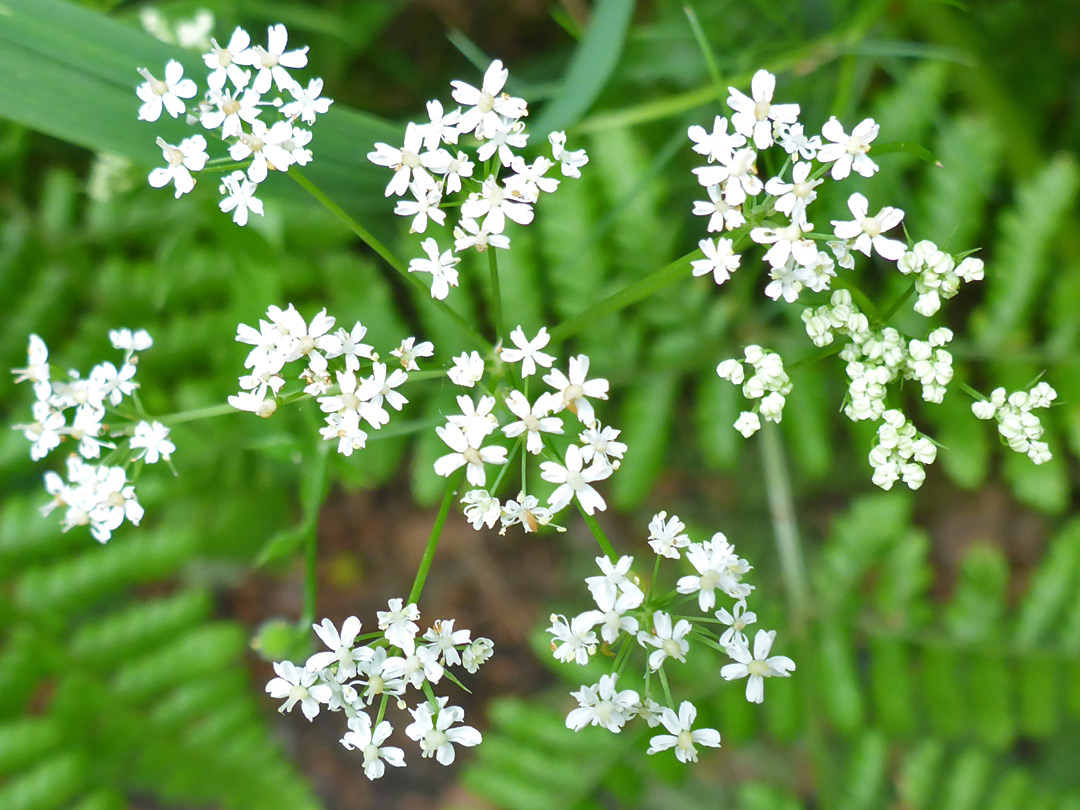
[687,67,1054,487]
[228,304,431,457]
[435,327,625,533]
[972,382,1057,465]
[715,345,792,437]
[136,24,333,224]
[549,514,794,763]
[11,330,174,541]
[265,604,492,780]
[367,60,587,300]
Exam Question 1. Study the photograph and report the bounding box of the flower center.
[793,181,813,197]
[401,150,421,169]
[463,447,482,466]
[699,570,720,590]
[423,729,448,752]
[258,47,279,68]
[341,392,361,411]
[662,638,683,658]
[288,684,309,702]
[256,399,278,418]
[565,470,585,491]
[367,674,385,695]
[754,100,771,121]
[106,491,126,508]
[594,699,615,724]
[523,414,541,432]
[298,335,316,355]
[748,660,770,677]
[861,217,882,237]
[677,730,696,751]
[565,383,584,403]
[363,744,381,767]
[477,91,495,113]
[846,135,869,154]
[223,97,241,116]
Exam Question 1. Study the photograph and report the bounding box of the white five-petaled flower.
[368,122,449,197]
[750,211,818,269]
[676,534,751,611]
[543,355,609,427]
[391,337,434,371]
[447,351,485,388]
[648,511,690,559]
[578,423,626,469]
[239,23,309,94]
[721,629,796,703]
[726,69,800,149]
[764,161,822,216]
[203,27,254,90]
[136,59,197,121]
[306,616,371,680]
[408,238,460,300]
[130,421,175,464]
[420,99,462,150]
[461,175,534,234]
[394,180,446,234]
[831,193,906,261]
[548,612,601,665]
[540,444,611,515]
[265,660,332,720]
[692,183,746,232]
[549,131,589,178]
[340,713,406,780]
[715,600,757,648]
[566,674,639,733]
[501,390,563,454]
[646,702,721,763]
[500,326,555,377]
[282,77,333,124]
[817,116,880,180]
[451,59,527,139]
[218,170,264,226]
[638,611,692,671]
[433,424,507,487]
[591,582,642,645]
[691,237,741,285]
[376,598,421,654]
[687,115,746,164]
[149,135,208,198]
[423,619,472,667]
[405,698,482,765]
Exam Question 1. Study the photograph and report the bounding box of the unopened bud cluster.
[972,382,1057,464]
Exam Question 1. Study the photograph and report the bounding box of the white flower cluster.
[136,24,333,224]
[549,514,794,763]
[868,410,938,490]
[972,382,1057,464]
[229,304,431,457]
[265,604,492,780]
[898,240,986,317]
[436,327,624,531]
[716,345,793,437]
[688,69,894,304]
[139,7,214,51]
[367,60,587,300]
[11,330,174,541]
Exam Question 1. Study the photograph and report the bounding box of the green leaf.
[534,0,636,135]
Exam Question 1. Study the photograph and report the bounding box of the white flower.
[394,180,447,234]
[764,161,822,216]
[775,122,822,160]
[391,337,434,371]
[420,99,462,150]
[565,674,639,733]
[320,411,368,456]
[692,183,745,232]
[462,489,502,530]
[540,444,611,515]
[638,611,692,671]
[548,612,601,665]
[200,87,261,139]
[721,629,795,703]
[12,334,51,400]
[691,237,741,285]
[715,600,757,648]
[447,351,485,388]
[648,511,690,559]
[687,115,746,163]
[203,27,254,90]
[549,130,589,178]
[340,714,406,780]
[306,616,370,679]
[228,390,278,417]
[447,394,498,447]
[332,322,373,372]
[265,661,332,720]
[377,598,421,654]
[238,23,309,94]
[543,355,609,427]
[452,59,527,139]
[219,170,264,226]
[499,493,553,534]
[383,645,444,689]
[734,410,760,438]
[726,69,800,149]
[585,554,641,607]
[453,217,510,252]
[357,649,407,704]
[408,238,460,300]
[461,175,534,234]
[148,135,207,198]
[591,583,641,645]
[578,423,627,469]
[646,702,721,763]
[282,77,333,124]
[501,390,563,454]
[130,421,175,464]
[440,150,475,195]
[405,698,482,765]
[423,619,472,667]
[506,155,559,201]
[677,534,751,611]
[462,637,494,673]
[109,328,153,352]
[831,193,906,261]
[751,211,817,269]
[433,424,507,487]
[229,119,296,183]
[817,116,879,180]
[368,122,448,197]
[88,361,137,407]
[476,120,528,164]
[500,326,555,377]
[136,60,197,121]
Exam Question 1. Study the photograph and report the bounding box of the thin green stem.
[289,168,490,350]
[302,519,318,627]
[657,666,676,709]
[683,3,724,103]
[577,505,618,562]
[488,248,504,341]
[159,402,238,426]
[407,472,463,605]
[758,422,808,635]
[881,281,917,321]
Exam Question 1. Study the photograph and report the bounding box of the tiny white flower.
[540,444,611,515]
[306,616,369,679]
[391,337,434,371]
[405,698,482,766]
[688,115,746,163]
[136,60,197,121]
[646,702,721,763]
[501,390,563,454]
[203,27,254,90]
[377,598,421,654]
[462,489,502,530]
[238,23,309,94]
[818,116,879,180]
[549,130,589,178]
[543,355,609,427]
[726,69,800,149]
[340,714,406,781]
[148,135,208,198]
[452,59,527,139]
[130,421,175,464]
[715,600,757,648]
[565,674,639,733]
[721,629,795,703]
[282,77,333,124]
[831,193,906,261]
[109,329,153,352]
[548,612,601,665]
[638,611,692,671]
[433,424,507,488]
[500,326,555,377]
[218,170,264,226]
[691,237,741,285]
[423,619,472,667]
[265,661,332,720]
[408,238,460,300]
[648,511,690,559]
[447,351,485,388]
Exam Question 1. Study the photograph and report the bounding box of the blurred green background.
[1,0,1080,808]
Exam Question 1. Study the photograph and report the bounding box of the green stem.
[289,168,490,350]
[159,402,238,426]
[881,280,917,321]
[657,665,675,709]
[758,422,808,635]
[488,248,504,341]
[407,472,463,605]
[549,248,701,343]
[302,519,318,627]
[683,2,724,103]
[577,505,618,562]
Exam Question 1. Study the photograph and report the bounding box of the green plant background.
[1,0,1078,808]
